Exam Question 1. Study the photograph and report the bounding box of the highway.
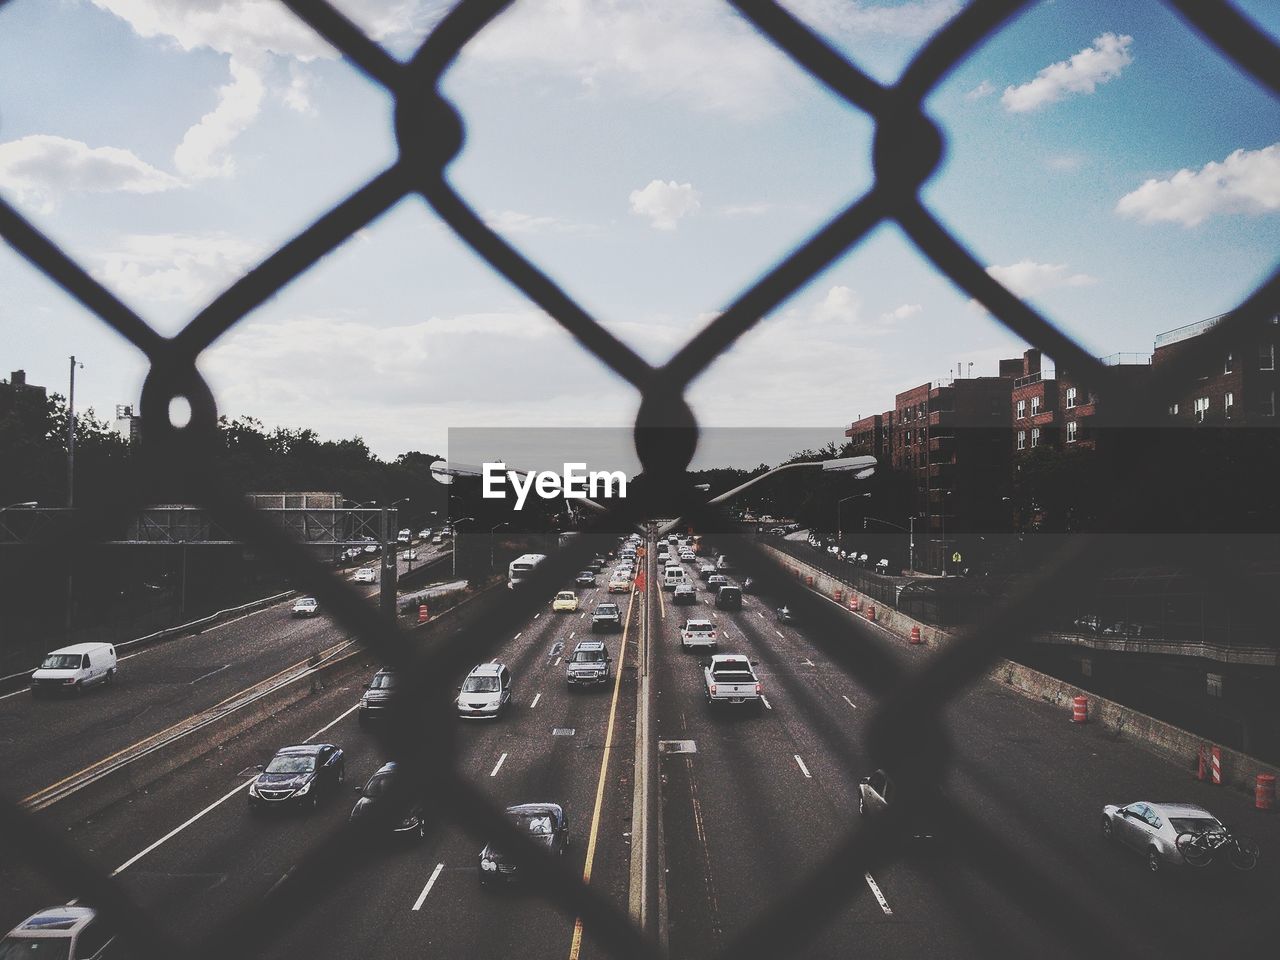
[2,532,1278,959]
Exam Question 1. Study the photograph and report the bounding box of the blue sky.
[0,0,1276,466]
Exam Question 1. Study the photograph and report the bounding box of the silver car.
[1101,800,1224,873]
[457,662,513,719]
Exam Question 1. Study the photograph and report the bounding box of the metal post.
[67,356,79,509]
[180,541,188,618]
[379,502,397,621]
[909,516,914,573]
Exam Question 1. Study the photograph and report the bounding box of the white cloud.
[174,56,266,179]
[879,303,922,323]
[965,79,995,101]
[281,62,317,115]
[0,134,182,213]
[483,209,592,235]
[1115,143,1280,227]
[781,0,961,39]
[809,285,862,325]
[629,180,701,231]
[1001,33,1133,113]
[984,260,1098,299]
[92,232,264,303]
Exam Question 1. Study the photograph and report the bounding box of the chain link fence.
[1,1,1277,958]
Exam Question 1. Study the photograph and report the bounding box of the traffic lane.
[653,593,903,960]
[83,596,584,948]
[259,588,639,960]
[0,600,355,801]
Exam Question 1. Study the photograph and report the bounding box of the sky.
[0,0,1277,469]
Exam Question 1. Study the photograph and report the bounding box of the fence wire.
[0,1,1278,958]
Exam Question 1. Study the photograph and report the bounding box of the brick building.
[1153,312,1279,425]
[1011,349,1152,455]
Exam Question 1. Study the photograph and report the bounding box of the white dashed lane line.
[760,696,773,711]
[513,632,522,640]
[793,755,812,778]
[842,695,857,709]
[864,872,893,915]
[489,753,507,777]
[530,693,541,709]
[412,863,446,911]
[775,630,784,638]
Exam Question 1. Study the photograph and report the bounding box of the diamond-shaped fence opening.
[0,0,1277,959]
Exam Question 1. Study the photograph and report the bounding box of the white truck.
[703,654,762,709]
[680,619,718,652]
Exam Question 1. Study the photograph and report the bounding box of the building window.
[1030,427,1040,448]
[1067,420,1078,443]
[1065,387,1077,409]
[1225,392,1234,419]
[1194,397,1209,423]
[1224,352,1234,374]
[1265,391,1276,418]
[1168,402,1179,416]
[1261,343,1276,371]
[1017,430,1026,451]
[1031,397,1040,417]
[1016,399,1026,419]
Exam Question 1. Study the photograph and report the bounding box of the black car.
[249,744,345,812]
[587,556,607,571]
[575,570,596,586]
[591,603,622,632]
[358,668,397,725]
[715,585,742,610]
[478,803,569,885]
[348,761,426,840]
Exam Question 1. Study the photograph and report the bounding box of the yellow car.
[552,591,579,612]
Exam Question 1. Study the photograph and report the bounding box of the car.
[30,642,117,696]
[699,563,716,580]
[1,906,116,959]
[703,654,762,709]
[706,574,728,590]
[348,761,426,840]
[248,743,345,812]
[715,585,742,610]
[608,573,632,593]
[663,565,688,591]
[478,803,570,885]
[592,603,622,632]
[566,640,612,688]
[1100,801,1232,873]
[358,668,397,724]
[417,528,432,539]
[673,582,697,605]
[587,556,607,571]
[397,529,411,543]
[552,590,579,612]
[291,596,319,617]
[679,550,697,561]
[432,533,445,544]
[364,543,380,554]
[680,619,718,651]
[402,549,418,561]
[856,768,947,843]
[353,567,377,583]
[575,570,596,586]
[776,605,794,623]
[457,662,513,719]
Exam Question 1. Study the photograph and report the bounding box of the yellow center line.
[567,586,634,960]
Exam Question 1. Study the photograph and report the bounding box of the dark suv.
[591,603,622,632]
[358,668,397,725]
[478,803,569,885]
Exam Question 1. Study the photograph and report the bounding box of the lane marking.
[569,631,575,640]
[110,701,361,876]
[842,695,857,709]
[864,872,893,915]
[513,632,522,640]
[188,663,232,685]
[489,753,507,778]
[530,693,541,709]
[794,755,812,779]
[801,658,815,667]
[580,612,585,620]
[554,657,562,666]
[760,696,772,711]
[775,630,784,638]
[567,587,634,960]
[412,863,446,911]
[534,613,541,619]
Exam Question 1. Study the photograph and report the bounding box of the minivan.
[30,642,117,696]
[663,565,687,590]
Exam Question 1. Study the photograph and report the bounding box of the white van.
[663,564,687,591]
[30,642,117,696]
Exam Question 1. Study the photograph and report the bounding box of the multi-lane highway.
[2,531,1278,959]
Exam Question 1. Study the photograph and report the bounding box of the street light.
[2,501,38,509]
[451,516,475,578]
[864,515,915,573]
[489,521,510,573]
[837,493,872,551]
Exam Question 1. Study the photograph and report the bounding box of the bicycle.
[1176,827,1261,871]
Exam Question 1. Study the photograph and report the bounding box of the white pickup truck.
[703,655,762,709]
[680,619,718,652]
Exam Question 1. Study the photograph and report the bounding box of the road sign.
[951,551,963,564]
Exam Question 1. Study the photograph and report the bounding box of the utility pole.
[66,356,83,635]
[379,502,399,621]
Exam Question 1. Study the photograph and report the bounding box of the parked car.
[673,582,697,605]
[397,529,411,543]
[1,906,116,959]
[30,642,117,696]
[575,570,596,587]
[456,662,513,720]
[248,743,345,812]
[432,533,445,544]
[552,591,579,612]
[348,761,426,840]
[353,567,377,583]
[566,640,612,688]
[1100,801,1233,873]
[591,603,622,632]
[358,668,397,725]
[291,596,319,618]
[680,619,718,652]
[478,803,569,886]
